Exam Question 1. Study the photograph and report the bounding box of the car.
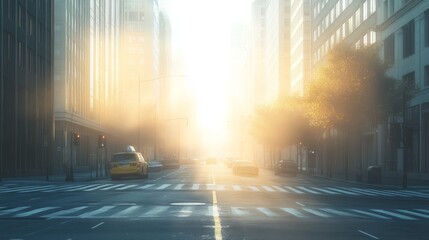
[232,160,259,176]
[206,157,217,164]
[274,160,297,177]
[148,160,163,172]
[110,151,149,180]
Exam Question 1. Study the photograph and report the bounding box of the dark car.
[274,160,297,177]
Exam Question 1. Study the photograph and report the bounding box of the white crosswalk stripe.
[116,184,138,190]
[43,206,88,218]
[285,186,304,194]
[297,186,320,194]
[78,206,115,218]
[101,184,126,190]
[14,207,58,217]
[310,187,339,195]
[110,206,142,218]
[371,209,418,220]
[1,183,428,200]
[137,184,154,189]
[141,206,170,217]
[1,205,428,220]
[281,208,306,218]
[261,186,275,192]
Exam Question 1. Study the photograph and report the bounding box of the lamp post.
[138,75,188,160]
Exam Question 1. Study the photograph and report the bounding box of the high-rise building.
[378,0,429,177]
[53,0,125,174]
[123,0,160,158]
[250,0,268,106]
[0,0,54,177]
[290,0,311,95]
[311,0,377,68]
[265,0,291,98]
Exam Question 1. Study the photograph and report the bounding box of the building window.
[363,0,368,21]
[425,10,429,47]
[355,8,361,27]
[403,20,415,58]
[18,42,23,67]
[18,4,24,28]
[403,71,415,90]
[425,65,429,87]
[29,15,34,36]
[370,0,376,15]
[384,34,394,65]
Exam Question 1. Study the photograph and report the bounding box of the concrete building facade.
[378,0,429,181]
[0,0,54,177]
[53,0,126,176]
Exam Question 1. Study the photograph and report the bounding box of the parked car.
[274,160,297,177]
[232,160,259,176]
[206,157,217,164]
[148,160,163,172]
[110,151,149,180]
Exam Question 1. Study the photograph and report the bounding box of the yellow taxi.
[110,150,149,180]
[232,160,259,176]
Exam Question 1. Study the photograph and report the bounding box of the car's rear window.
[112,153,137,162]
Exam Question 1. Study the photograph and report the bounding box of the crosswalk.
[1,183,428,199]
[0,204,428,221]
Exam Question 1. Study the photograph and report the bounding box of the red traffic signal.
[73,133,80,146]
[98,134,106,148]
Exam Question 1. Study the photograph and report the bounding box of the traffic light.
[98,134,106,148]
[73,133,80,146]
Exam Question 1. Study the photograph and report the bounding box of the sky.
[159,0,252,152]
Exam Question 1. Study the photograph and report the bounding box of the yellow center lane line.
[211,167,222,240]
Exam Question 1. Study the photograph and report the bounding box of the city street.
[1,162,429,240]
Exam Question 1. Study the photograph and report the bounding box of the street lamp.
[138,75,188,160]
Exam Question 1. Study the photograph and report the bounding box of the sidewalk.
[0,168,108,183]
[301,171,429,190]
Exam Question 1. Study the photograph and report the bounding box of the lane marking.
[232,185,242,191]
[91,222,104,229]
[261,186,275,192]
[371,209,417,220]
[256,207,278,217]
[174,184,184,190]
[116,184,138,190]
[15,207,58,217]
[273,186,288,192]
[281,208,306,218]
[100,184,125,190]
[310,187,339,195]
[137,184,154,189]
[78,206,115,218]
[231,207,250,217]
[247,186,260,192]
[155,184,171,190]
[296,186,320,194]
[296,202,305,207]
[396,209,429,219]
[191,184,200,190]
[212,191,222,240]
[141,206,169,217]
[43,206,88,218]
[350,209,390,219]
[111,206,141,218]
[301,208,331,218]
[285,186,304,194]
[84,184,113,191]
[358,230,379,239]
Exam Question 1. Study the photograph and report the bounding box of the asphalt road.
[1,163,429,240]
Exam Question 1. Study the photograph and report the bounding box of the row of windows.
[3,33,47,76]
[313,29,376,64]
[384,11,429,66]
[314,0,376,42]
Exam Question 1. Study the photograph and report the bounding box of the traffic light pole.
[66,133,74,181]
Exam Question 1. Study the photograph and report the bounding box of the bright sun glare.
[162,0,251,149]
